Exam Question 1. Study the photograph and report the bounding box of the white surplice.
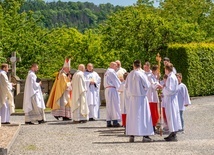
[71,70,89,121]
[177,83,191,111]
[162,72,182,132]
[125,69,154,136]
[104,68,121,121]
[0,70,14,123]
[144,70,152,77]
[173,67,177,74]
[116,67,127,78]
[84,71,101,119]
[147,73,159,103]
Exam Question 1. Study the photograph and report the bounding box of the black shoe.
[1,122,10,124]
[38,120,46,124]
[80,120,87,123]
[54,116,60,120]
[164,132,174,140]
[107,124,113,127]
[129,136,134,142]
[143,136,154,142]
[62,117,72,121]
[25,122,34,125]
[73,121,81,124]
[165,135,178,142]
[164,136,170,140]
[89,118,95,121]
[113,123,122,127]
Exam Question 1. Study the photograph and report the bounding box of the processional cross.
[156,53,161,75]
[156,53,163,136]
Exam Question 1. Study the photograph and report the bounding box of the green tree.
[160,0,213,42]
[100,5,169,70]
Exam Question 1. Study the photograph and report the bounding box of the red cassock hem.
[149,102,159,126]
[121,114,127,127]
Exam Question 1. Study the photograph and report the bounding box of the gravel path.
[9,96,214,155]
[0,125,19,148]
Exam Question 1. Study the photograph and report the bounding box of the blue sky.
[46,0,159,6]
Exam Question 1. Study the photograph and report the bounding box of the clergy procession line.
[0,57,191,143]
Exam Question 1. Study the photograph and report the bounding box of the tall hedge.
[167,43,214,96]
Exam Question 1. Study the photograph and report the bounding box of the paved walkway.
[9,96,214,155]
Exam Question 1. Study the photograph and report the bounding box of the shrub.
[167,43,214,96]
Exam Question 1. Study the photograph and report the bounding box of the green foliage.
[167,43,214,96]
[159,0,213,42]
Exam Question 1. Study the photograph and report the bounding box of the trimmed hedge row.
[167,43,214,96]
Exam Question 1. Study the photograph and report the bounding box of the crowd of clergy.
[0,57,191,142]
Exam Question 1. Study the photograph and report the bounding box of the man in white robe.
[162,63,182,141]
[125,60,154,142]
[71,64,89,123]
[23,63,46,124]
[0,64,15,124]
[104,62,121,127]
[115,60,127,79]
[176,73,191,132]
[84,63,101,121]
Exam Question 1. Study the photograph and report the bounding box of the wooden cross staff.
[156,53,161,75]
[156,53,163,136]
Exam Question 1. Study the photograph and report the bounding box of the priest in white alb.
[125,60,154,142]
[71,64,89,123]
[23,63,46,124]
[104,62,121,127]
[162,63,182,141]
[84,63,101,121]
[115,60,127,79]
[46,58,72,121]
[0,63,15,124]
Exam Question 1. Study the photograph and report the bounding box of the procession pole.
[156,53,163,136]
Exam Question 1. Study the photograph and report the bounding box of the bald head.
[110,62,117,71]
[78,64,85,72]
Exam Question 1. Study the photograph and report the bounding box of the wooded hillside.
[20,0,124,32]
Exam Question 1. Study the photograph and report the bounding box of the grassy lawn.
[15,108,51,113]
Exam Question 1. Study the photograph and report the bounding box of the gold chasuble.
[46,71,71,110]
